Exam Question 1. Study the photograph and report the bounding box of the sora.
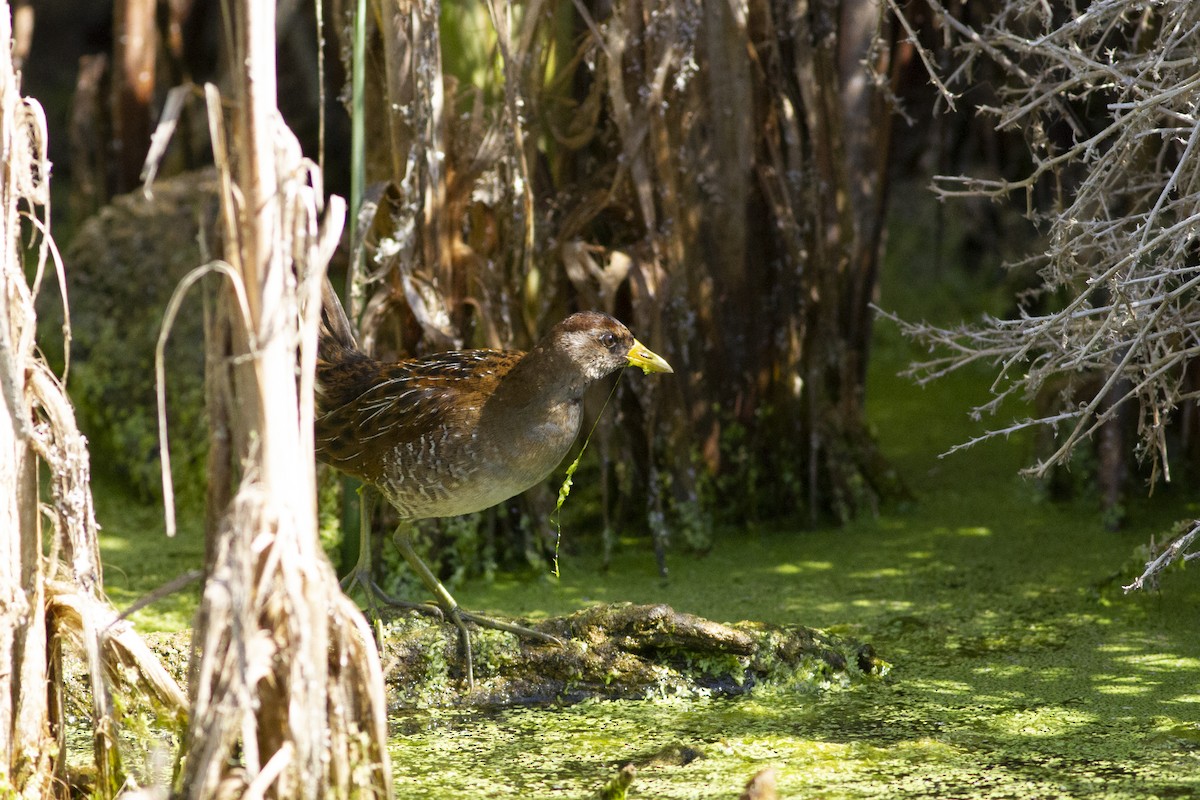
[315,281,672,684]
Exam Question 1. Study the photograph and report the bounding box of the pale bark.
[176,3,391,798]
[0,1,52,790]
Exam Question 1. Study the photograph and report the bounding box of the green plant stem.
[552,373,624,577]
[348,0,366,275]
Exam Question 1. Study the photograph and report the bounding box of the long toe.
[457,609,564,646]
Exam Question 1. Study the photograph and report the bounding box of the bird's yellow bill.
[626,339,673,375]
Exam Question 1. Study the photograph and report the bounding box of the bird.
[314,281,673,685]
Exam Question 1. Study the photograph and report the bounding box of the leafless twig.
[1123,522,1200,593]
[885,0,1200,584]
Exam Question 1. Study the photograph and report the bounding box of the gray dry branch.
[884,0,1200,586]
[1124,521,1200,593]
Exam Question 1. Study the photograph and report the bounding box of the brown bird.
[315,281,672,684]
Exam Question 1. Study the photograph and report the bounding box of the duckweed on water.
[389,669,1199,798]
[92,324,1200,797]
[413,355,1200,797]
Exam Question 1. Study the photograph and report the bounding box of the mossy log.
[47,169,220,505]
[378,602,884,708]
[127,603,880,713]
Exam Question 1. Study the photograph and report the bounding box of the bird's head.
[545,311,673,384]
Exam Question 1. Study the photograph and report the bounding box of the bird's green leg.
[341,488,443,622]
[392,524,475,688]
[339,485,377,610]
[391,525,564,690]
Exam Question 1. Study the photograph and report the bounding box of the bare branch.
[881,2,1200,571]
[886,1,1200,493]
[1123,522,1200,593]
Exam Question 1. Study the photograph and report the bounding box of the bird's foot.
[390,529,562,691]
[435,604,563,692]
[340,568,445,622]
[456,609,562,646]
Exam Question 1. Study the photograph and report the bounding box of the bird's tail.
[315,279,376,417]
[319,278,359,357]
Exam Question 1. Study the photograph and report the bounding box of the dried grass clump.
[163,3,391,792]
[0,1,186,794]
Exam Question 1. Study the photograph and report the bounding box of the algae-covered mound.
[131,603,882,712]
[379,602,885,708]
[50,169,220,505]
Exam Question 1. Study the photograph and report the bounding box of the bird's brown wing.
[315,349,523,485]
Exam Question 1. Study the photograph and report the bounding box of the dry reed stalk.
[0,1,187,794]
[0,3,50,789]
[173,2,389,795]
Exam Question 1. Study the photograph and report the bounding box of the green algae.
[90,365,1200,799]
[384,349,1200,797]
[86,283,1200,798]
[89,355,1200,797]
[386,536,1200,798]
[92,471,204,633]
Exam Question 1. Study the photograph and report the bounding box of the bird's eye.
[599,332,618,350]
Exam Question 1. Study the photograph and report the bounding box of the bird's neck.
[497,343,589,406]
[475,346,586,480]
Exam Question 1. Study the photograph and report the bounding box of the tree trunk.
[376,603,884,708]
[787,0,903,521]
[110,0,157,193]
[613,0,908,528]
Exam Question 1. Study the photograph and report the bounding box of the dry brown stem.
[175,4,389,793]
[1,2,191,793]
[0,10,53,776]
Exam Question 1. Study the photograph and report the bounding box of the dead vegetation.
[336,0,909,586]
[162,5,391,795]
[885,0,1200,586]
[0,1,186,793]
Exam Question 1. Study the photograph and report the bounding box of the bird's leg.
[391,524,474,688]
[390,524,564,690]
[339,485,377,605]
[454,608,564,642]
[340,488,442,621]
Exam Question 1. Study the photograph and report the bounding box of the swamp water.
[96,354,1200,798]
[397,495,1200,798]
[384,359,1200,798]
